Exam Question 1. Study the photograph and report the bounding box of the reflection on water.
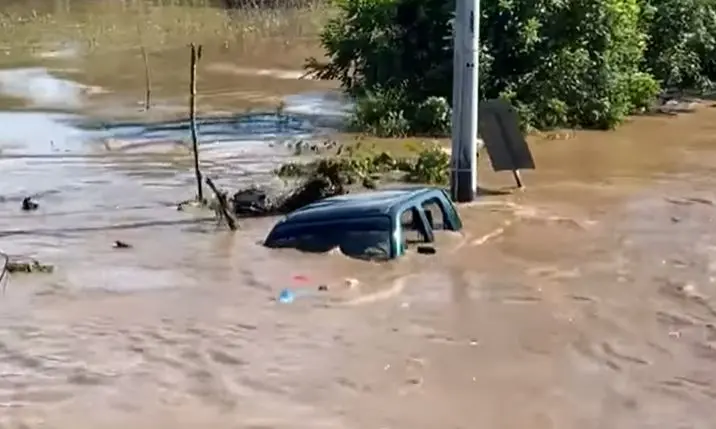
[0,112,90,154]
[2,1,716,428]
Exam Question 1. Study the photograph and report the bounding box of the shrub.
[640,0,716,90]
[276,142,450,185]
[413,96,452,136]
[305,0,455,136]
[406,142,450,184]
[307,0,676,134]
[349,86,411,137]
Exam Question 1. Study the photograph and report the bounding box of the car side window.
[421,198,445,230]
[400,207,426,244]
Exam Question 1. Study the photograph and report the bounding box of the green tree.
[640,0,716,90]
[305,0,453,100]
[306,0,661,134]
[481,0,658,129]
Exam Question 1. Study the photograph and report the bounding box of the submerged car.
[263,187,463,260]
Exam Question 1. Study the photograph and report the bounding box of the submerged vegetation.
[215,140,451,219]
[276,140,450,186]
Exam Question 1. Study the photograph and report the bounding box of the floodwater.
[2,1,716,428]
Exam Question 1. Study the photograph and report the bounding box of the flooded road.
[2,1,716,428]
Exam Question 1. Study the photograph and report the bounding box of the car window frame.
[265,215,395,258]
[395,190,461,251]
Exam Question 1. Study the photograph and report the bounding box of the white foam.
[35,45,81,60]
[206,64,308,80]
[0,68,92,108]
[283,91,353,118]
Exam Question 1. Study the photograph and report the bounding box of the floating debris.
[21,197,39,211]
[176,199,207,211]
[277,288,296,303]
[113,240,132,249]
[231,175,346,217]
[6,259,54,274]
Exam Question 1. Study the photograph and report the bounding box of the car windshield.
[266,216,392,261]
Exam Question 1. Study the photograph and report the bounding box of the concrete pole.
[450,0,480,202]
[450,0,464,202]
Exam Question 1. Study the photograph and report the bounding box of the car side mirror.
[416,245,437,255]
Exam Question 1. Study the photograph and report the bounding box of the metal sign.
[478,99,536,172]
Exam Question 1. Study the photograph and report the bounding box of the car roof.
[279,186,445,225]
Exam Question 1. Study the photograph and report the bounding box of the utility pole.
[450,0,480,202]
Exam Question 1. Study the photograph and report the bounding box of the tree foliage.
[641,0,716,90]
[305,0,716,134]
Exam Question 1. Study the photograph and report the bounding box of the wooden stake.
[189,43,204,202]
[135,6,151,112]
[205,177,237,230]
[141,46,152,111]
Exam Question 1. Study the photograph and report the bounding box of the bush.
[276,142,450,185]
[305,0,454,100]
[626,71,663,111]
[306,0,716,134]
[413,96,452,136]
[305,0,455,136]
[349,88,452,137]
[406,143,450,184]
[349,86,411,137]
[641,0,716,90]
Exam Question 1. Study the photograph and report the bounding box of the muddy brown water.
[3,1,716,428]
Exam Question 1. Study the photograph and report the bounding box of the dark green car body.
[263,187,463,260]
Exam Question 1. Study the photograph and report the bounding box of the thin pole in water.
[141,45,151,111]
[189,43,203,202]
[450,0,480,202]
[135,1,151,112]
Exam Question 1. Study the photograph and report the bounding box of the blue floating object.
[278,288,295,303]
